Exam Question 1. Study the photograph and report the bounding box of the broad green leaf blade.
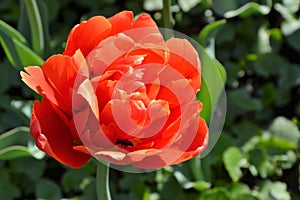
[35,179,62,200]
[0,145,33,160]
[223,146,245,182]
[24,0,44,56]
[0,33,43,70]
[19,0,51,58]
[198,45,226,122]
[197,45,226,157]
[269,116,300,148]
[199,20,226,57]
[0,127,45,160]
[258,180,291,200]
[0,19,27,43]
[0,168,21,200]
[248,148,275,178]
[0,127,31,149]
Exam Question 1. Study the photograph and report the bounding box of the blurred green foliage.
[0,0,300,199]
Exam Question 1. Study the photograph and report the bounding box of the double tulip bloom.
[21,11,208,169]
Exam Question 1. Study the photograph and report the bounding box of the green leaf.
[269,116,300,148]
[0,168,21,200]
[0,31,43,70]
[61,167,92,193]
[35,179,62,200]
[223,146,245,182]
[0,19,26,43]
[0,127,31,149]
[282,0,300,13]
[10,157,46,181]
[199,20,226,57]
[173,170,211,191]
[143,0,163,11]
[197,45,226,157]
[0,145,33,160]
[286,28,300,52]
[248,148,275,178]
[278,63,300,89]
[178,0,200,12]
[228,88,263,112]
[19,0,51,58]
[200,187,230,200]
[259,134,297,152]
[23,0,44,56]
[0,127,45,160]
[198,45,226,122]
[212,0,272,18]
[228,183,258,200]
[0,19,43,70]
[258,180,291,200]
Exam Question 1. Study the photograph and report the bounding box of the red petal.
[171,117,208,165]
[133,13,158,29]
[166,38,201,93]
[30,99,90,168]
[21,66,59,106]
[63,16,111,57]
[108,11,134,36]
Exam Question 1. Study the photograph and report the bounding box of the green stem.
[190,158,204,181]
[96,161,112,200]
[163,0,174,39]
[163,0,173,29]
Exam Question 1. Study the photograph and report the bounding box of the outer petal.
[30,99,90,168]
[171,117,208,165]
[63,16,112,57]
[133,13,158,28]
[166,38,201,93]
[21,66,59,106]
[108,11,134,36]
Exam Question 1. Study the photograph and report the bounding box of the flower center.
[116,139,134,147]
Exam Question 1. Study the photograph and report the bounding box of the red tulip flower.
[21,11,208,169]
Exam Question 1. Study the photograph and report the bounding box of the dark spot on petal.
[116,139,133,147]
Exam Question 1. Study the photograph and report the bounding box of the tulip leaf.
[0,20,43,70]
[0,127,45,160]
[0,19,27,43]
[23,0,44,56]
[19,0,51,58]
[197,45,226,157]
[0,146,33,160]
[199,19,226,57]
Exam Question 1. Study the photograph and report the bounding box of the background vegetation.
[0,0,300,199]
